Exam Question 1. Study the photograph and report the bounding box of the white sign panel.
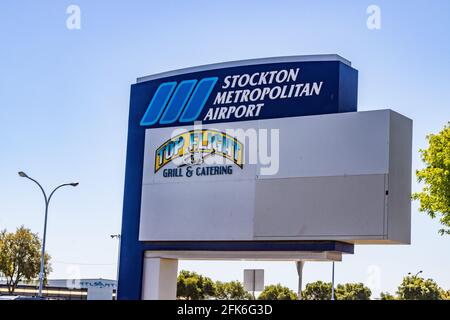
[244,269,264,292]
[139,109,412,244]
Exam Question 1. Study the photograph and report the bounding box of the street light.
[18,171,78,297]
[110,234,121,299]
[408,270,423,278]
[331,261,335,300]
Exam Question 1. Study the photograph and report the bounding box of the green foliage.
[177,270,215,300]
[214,280,252,300]
[303,281,371,300]
[0,226,52,294]
[412,123,450,235]
[174,270,450,301]
[396,275,443,300]
[441,289,450,300]
[335,283,371,300]
[177,271,253,300]
[303,281,332,300]
[380,292,397,300]
[258,284,297,300]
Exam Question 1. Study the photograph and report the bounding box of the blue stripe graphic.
[140,77,217,126]
[140,82,176,126]
[180,77,218,123]
[159,80,197,124]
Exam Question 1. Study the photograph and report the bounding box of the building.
[0,278,117,300]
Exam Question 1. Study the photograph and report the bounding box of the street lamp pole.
[110,234,121,299]
[408,270,423,278]
[331,261,335,300]
[18,171,78,298]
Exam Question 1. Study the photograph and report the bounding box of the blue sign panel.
[135,59,357,128]
[118,56,357,299]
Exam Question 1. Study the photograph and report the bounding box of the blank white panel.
[139,180,255,241]
[257,110,390,179]
[254,174,386,239]
[244,269,264,291]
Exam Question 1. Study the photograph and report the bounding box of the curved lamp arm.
[48,183,79,203]
[18,171,79,204]
[23,175,48,204]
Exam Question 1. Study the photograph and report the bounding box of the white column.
[296,260,305,300]
[141,257,178,300]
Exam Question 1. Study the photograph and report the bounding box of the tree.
[335,283,371,300]
[396,275,443,300]
[380,292,397,300]
[303,281,332,300]
[412,123,450,235]
[303,281,371,300]
[258,284,297,300]
[214,281,252,300]
[441,289,450,300]
[177,270,215,300]
[0,226,51,294]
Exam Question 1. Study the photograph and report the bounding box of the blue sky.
[0,1,449,298]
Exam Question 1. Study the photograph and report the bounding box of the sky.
[0,1,449,298]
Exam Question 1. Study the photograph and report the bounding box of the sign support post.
[141,257,178,300]
[331,261,335,300]
[296,261,305,300]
